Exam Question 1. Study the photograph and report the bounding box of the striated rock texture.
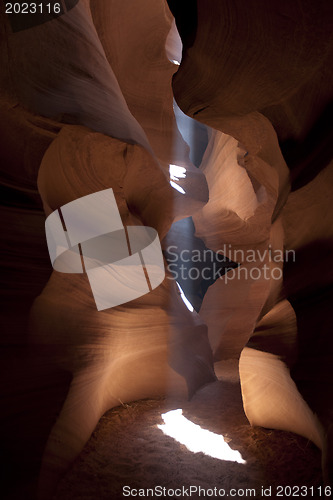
[1,1,213,498]
[169,0,333,485]
[193,121,287,359]
[0,0,332,497]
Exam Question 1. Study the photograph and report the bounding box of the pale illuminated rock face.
[1,2,213,498]
[169,0,333,485]
[0,0,332,495]
[193,122,287,360]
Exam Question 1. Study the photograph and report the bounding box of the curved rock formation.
[1,2,214,497]
[169,0,333,485]
[1,0,332,496]
[193,121,287,359]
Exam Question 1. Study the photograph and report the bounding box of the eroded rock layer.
[169,0,333,485]
[1,0,332,496]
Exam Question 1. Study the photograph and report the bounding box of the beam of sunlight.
[169,164,186,181]
[169,164,186,195]
[170,180,185,194]
[176,282,194,312]
[158,409,246,464]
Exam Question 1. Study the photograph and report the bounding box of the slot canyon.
[0,1,332,499]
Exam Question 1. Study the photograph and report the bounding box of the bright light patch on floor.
[158,409,246,464]
[176,282,194,312]
[170,180,185,194]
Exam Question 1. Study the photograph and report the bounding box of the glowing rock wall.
[0,0,332,494]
